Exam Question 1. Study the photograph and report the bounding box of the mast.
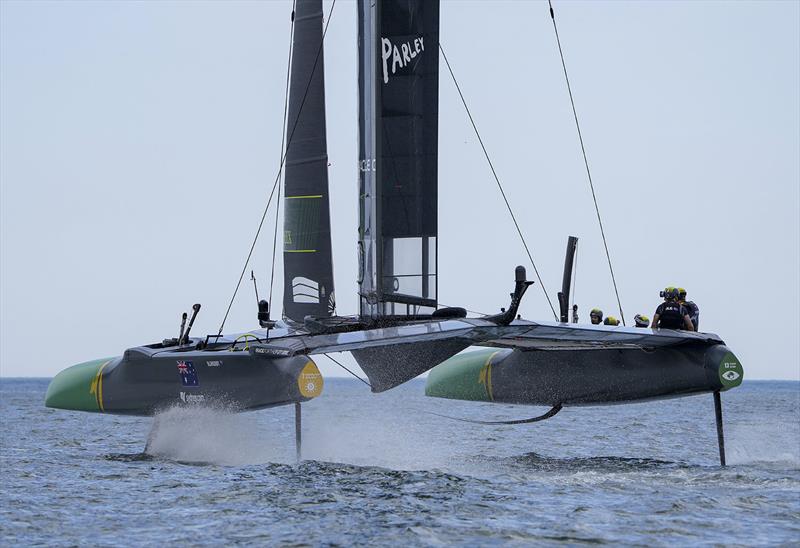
[358,0,441,319]
[557,236,578,323]
[282,0,336,323]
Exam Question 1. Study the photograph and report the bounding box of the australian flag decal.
[176,360,199,387]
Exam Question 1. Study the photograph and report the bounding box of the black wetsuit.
[655,301,688,329]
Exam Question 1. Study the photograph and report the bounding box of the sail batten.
[282,0,336,323]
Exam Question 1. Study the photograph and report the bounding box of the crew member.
[590,308,603,325]
[603,316,619,326]
[677,288,700,331]
[634,314,650,328]
[651,287,694,330]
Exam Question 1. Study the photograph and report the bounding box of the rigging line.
[547,0,626,326]
[324,353,372,388]
[438,44,559,322]
[218,0,338,336]
[270,0,297,312]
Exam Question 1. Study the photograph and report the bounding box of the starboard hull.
[45,346,323,416]
[425,343,743,406]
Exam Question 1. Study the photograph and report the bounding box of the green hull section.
[45,357,114,412]
[718,352,744,389]
[425,348,498,402]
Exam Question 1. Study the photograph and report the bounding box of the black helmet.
[634,314,650,327]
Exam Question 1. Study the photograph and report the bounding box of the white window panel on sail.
[382,236,437,299]
[389,237,423,276]
[393,274,422,297]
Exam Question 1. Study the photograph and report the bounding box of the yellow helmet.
[590,308,603,318]
[660,286,678,300]
[677,287,687,300]
[634,314,650,327]
[603,316,619,326]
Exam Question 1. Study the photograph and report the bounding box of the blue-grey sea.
[1,378,798,546]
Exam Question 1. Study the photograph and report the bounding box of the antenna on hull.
[177,312,188,346]
[180,304,201,345]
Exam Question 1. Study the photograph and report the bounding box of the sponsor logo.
[722,370,740,382]
[176,360,199,387]
[298,361,323,398]
[292,276,320,304]
[359,158,376,172]
[253,346,294,358]
[179,392,205,404]
[718,352,743,388]
[381,35,425,84]
[206,360,222,368]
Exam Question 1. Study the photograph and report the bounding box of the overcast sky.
[1,0,798,380]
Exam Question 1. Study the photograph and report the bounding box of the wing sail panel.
[283,0,336,323]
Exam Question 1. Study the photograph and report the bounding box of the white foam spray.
[145,406,293,465]
[301,411,455,470]
[144,401,463,470]
[727,421,800,466]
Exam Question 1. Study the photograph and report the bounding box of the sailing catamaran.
[45,0,742,465]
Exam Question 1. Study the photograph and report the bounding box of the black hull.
[425,344,743,406]
[45,344,323,416]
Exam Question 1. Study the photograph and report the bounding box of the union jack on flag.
[176,360,199,387]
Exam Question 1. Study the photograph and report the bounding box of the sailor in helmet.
[677,287,700,331]
[651,287,694,330]
[603,316,620,326]
[634,314,650,328]
[589,308,603,325]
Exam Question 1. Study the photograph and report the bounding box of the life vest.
[658,301,685,329]
[684,301,700,330]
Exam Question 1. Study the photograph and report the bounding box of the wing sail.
[283,0,336,323]
[358,0,441,318]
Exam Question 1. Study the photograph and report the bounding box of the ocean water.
[1,377,798,546]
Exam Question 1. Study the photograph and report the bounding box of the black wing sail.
[283,0,336,323]
[358,0,440,319]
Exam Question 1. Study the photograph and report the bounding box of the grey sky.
[1,0,798,380]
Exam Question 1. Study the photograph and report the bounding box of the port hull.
[45,347,322,416]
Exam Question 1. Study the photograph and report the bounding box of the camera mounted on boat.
[258,299,275,329]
